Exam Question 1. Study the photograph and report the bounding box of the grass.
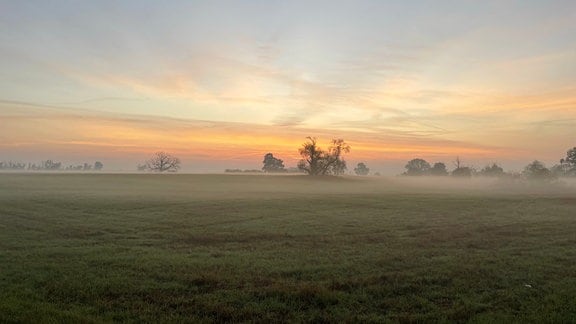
[0,173,575,322]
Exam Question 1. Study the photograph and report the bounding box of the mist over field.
[1,173,576,322]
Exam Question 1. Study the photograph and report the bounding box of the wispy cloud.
[0,100,517,164]
[1,1,575,170]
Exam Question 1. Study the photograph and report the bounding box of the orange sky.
[1,100,573,173]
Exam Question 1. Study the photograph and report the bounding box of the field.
[0,174,575,323]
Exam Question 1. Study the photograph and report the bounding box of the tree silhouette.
[94,161,104,171]
[331,158,348,176]
[557,147,576,176]
[565,147,576,166]
[430,162,448,176]
[297,137,350,176]
[262,153,285,173]
[451,157,472,177]
[403,158,430,176]
[145,152,181,172]
[354,162,370,176]
[523,160,554,181]
[479,163,504,177]
[452,166,472,177]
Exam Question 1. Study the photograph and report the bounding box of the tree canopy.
[262,153,285,173]
[354,162,370,176]
[430,162,448,176]
[523,160,554,181]
[297,137,350,176]
[479,163,504,177]
[403,158,431,176]
[94,161,104,171]
[145,152,181,172]
[564,147,576,166]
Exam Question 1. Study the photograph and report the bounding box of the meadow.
[0,173,575,323]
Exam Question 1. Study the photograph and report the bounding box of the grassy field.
[0,174,575,323]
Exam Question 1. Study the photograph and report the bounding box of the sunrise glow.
[1,1,575,173]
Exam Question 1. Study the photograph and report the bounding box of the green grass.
[0,174,575,322]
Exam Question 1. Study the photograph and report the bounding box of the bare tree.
[145,152,181,172]
[451,156,472,177]
[453,156,462,170]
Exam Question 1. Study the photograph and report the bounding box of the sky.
[1,0,575,173]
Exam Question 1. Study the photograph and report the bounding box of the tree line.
[0,160,104,171]
[139,143,576,179]
[261,137,350,175]
[400,147,576,181]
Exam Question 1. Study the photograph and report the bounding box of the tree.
[452,157,472,177]
[452,166,472,177]
[354,162,370,176]
[564,147,576,166]
[145,152,181,172]
[297,137,350,176]
[94,161,103,171]
[453,156,462,169]
[262,153,285,173]
[479,163,504,177]
[430,162,448,176]
[558,147,576,176]
[403,158,430,176]
[331,159,348,176]
[42,160,62,170]
[551,163,568,177]
[523,160,554,181]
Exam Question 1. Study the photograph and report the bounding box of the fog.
[4,173,573,202]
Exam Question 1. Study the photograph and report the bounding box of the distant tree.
[145,152,181,172]
[452,167,472,177]
[430,162,448,176]
[479,163,504,177]
[557,147,576,176]
[523,160,554,181]
[453,156,462,169]
[403,158,430,176]
[564,147,576,166]
[42,160,62,170]
[354,162,370,176]
[297,137,350,176]
[451,157,472,177]
[262,153,285,173]
[66,164,83,171]
[137,164,147,172]
[94,161,103,171]
[551,162,571,177]
[0,161,25,170]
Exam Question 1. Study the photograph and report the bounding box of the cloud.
[0,100,519,165]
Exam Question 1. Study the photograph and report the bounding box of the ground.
[0,174,575,322]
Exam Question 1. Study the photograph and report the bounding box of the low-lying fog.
[2,174,574,202]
